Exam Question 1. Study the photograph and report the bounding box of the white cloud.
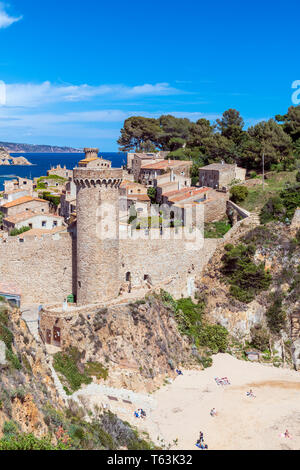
[4,81,181,107]
[0,2,22,29]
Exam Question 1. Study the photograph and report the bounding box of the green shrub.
[260,196,285,224]
[9,226,31,237]
[40,191,60,208]
[204,220,232,238]
[296,170,300,183]
[221,243,272,303]
[3,420,19,437]
[250,325,270,350]
[147,187,157,203]
[85,362,109,381]
[0,433,70,450]
[266,294,286,334]
[230,185,249,203]
[53,347,92,393]
[280,183,300,220]
[198,324,229,353]
[6,349,22,370]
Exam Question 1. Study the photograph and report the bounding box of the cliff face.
[58,297,196,392]
[0,303,63,438]
[197,223,300,362]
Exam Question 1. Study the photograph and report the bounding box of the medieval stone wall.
[0,233,73,304]
[119,234,218,298]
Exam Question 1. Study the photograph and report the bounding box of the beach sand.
[137,354,300,450]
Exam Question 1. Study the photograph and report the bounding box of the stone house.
[199,163,246,189]
[0,189,31,207]
[139,160,192,186]
[127,151,169,179]
[47,164,73,179]
[60,181,77,221]
[4,177,34,195]
[0,196,50,218]
[162,186,229,223]
[3,211,64,232]
[119,180,150,219]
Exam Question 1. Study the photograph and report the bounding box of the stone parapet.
[73,168,123,187]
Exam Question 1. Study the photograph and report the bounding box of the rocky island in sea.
[0,147,32,166]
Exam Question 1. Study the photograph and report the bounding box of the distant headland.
[0,140,81,154]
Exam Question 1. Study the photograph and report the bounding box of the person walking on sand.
[199,431,204,443]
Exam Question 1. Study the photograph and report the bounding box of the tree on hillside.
[241,119,293,170]
[203,133,239,163]
[158,115,193,150]
[216,109,245,144]
[117,116,161,152]
[275,105,300,142]
[187,118,215,150]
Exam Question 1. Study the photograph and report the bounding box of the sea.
[0,152,127,190]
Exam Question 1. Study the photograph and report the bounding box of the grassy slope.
[239,170,297,213]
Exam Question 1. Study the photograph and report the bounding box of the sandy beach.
[135,354,300,450]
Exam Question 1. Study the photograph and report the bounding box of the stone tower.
[73,148,123,305]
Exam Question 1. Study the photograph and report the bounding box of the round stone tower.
[73,150,123,305]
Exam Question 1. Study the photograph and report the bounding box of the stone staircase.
[250,211,261,225]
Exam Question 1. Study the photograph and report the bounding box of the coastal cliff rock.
[57,297,196,392]
[0,147,32,165]
[197,223,300,365]
[0,302,63,438]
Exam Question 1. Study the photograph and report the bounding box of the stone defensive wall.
[120,232,219,298]
[0,232,74,304]
[0,207,256,305]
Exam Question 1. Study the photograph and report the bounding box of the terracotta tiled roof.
[163,186,199,197]
[4,211,63,224]
[167,187,210,203]
[120,180,145,189]
[78,156,111,164]
[1,196,48,208]
[199,163,236,171]
[128,194,150,202]
[141,160,192,170]
[19,226,67,238]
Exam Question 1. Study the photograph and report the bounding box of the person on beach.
[199,431,204,443]
[210,408,217,417]
[284,429,291,438]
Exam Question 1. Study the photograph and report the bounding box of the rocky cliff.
[56,297,197,393]
[0,302,63,438]
[0,147,32,165]
[0,301,156,449]
[197,222,300,366]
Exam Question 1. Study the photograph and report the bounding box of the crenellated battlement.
[73,168,123,188]
[0,231,72,245]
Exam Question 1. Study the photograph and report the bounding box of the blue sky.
[0,0,299,150]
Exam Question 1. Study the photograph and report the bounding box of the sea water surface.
[0,152,127,190]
